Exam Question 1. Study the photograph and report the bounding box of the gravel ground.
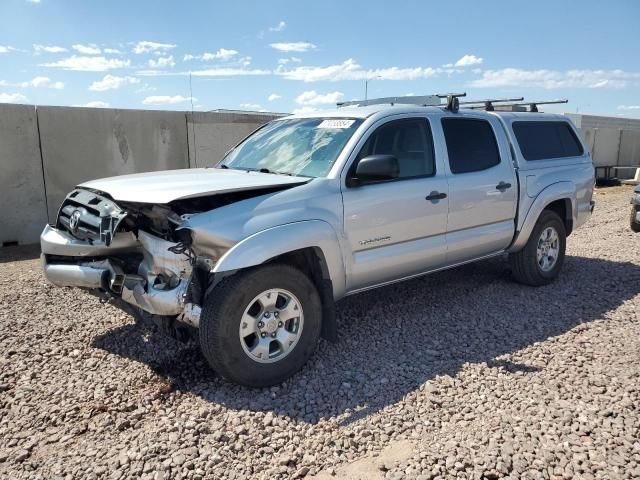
[1,185,639,480]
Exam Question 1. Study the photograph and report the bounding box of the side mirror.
[348,154,400,187]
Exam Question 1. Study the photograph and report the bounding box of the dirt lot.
[1,186,639,480]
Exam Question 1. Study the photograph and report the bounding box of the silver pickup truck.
[41,95,595,387]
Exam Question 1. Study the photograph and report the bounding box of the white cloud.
[136,66,268,78]
[33,44,67,53]
[72,44,101,55]
[148,55,175,68]
[468,68,640,89]
[0,92,29,103]
[74,101,110,108]
[41,55,130,71]
[30,76,64,89]
[279,58,440,82]
[618,105,640,110]
[142,95,195,105]
[103,48,123,54]
[89,74,139,91]
[292,106,319,114]
[269,21,287,32]
[0,76,64,89]
[295,90,344,105]
[268,93,281,101]
[270,42,316,53]
[278,57,302,65]
[183,48,239,62]
[0,46,16,54]
[133,41,176,54]
[454,54,483,67]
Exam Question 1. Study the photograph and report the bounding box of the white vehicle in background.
[41,94,595,387]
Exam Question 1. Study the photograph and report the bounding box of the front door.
[342,117,449,292]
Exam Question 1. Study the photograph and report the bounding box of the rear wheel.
[509,210,566,286]
[199,264,322,387]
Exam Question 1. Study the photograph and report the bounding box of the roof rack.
[335,94,568,113]
[336,95,442,108]
[458,97,524,111]
[468,99,568,112]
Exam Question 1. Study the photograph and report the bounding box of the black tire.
[631,207,640,232]
[199,264,322,387]
[509,210,566,286]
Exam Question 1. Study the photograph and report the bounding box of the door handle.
[496,181,512,191]
[426,191,447,201]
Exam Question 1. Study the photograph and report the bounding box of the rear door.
[342,115,449,292]
[440,114,518,263]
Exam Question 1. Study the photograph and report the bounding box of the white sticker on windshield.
[317,119,355,129]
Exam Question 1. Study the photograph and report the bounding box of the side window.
[356,118,435,178]
[512,121,584,161]
[441,118,501,174]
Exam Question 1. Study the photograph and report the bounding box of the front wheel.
[509,210,567,286]
[199,264,322,387]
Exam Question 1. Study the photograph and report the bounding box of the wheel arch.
[211,221,345,341]
[509,182,575,252]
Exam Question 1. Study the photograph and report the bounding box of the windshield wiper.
[219,166,305,177]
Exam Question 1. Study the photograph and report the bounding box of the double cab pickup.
[42,96,595,386]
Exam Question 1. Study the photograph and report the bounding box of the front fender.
[212,220,347,299]
[509,181,576,252]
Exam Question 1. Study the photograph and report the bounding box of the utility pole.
[364,75,382,102]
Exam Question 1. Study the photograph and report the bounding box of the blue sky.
[1,0,639,116]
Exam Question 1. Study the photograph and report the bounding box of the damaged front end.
[41,188,218,337]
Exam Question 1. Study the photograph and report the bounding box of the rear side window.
[441,118,501,174]
[512,121,584,161]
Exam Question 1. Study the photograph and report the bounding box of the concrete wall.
[0,104,49,246]
[0,104,279,246]
[187,111,282,168]
[38,106,190,221]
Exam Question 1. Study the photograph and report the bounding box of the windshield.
[220,118,362,177]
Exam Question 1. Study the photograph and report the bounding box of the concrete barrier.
[0,104,48,246]
[187,111,282,168]
[38,106,191,221]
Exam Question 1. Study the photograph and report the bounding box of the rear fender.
[212,220,346,299]
[509,181,575,252]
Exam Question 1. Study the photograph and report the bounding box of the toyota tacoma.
[41,95,595,387]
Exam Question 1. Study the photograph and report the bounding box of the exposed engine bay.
[42,184,299,339]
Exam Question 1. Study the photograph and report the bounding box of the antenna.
[189,72,198,168]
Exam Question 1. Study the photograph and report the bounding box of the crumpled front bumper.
[41,224,201,327]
